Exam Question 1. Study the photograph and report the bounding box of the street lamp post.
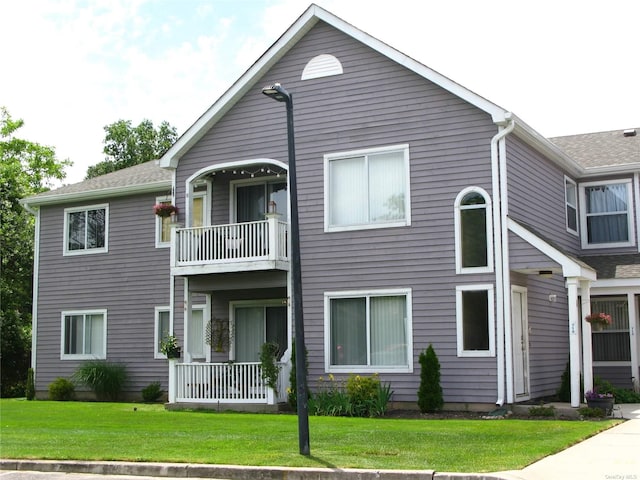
[261,82,310,456]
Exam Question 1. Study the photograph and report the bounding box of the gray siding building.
[23,5,639,409]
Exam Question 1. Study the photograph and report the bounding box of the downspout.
[490,113,515,406]
[21,202,40,383]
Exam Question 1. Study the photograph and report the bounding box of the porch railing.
[169,361,290,405]
[173,219,288,266]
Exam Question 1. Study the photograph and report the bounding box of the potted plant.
[160,334,181,359]
[585,388,614,415]
[153,203,178,218]
[585,312,612,331]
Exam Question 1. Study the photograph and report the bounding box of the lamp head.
[262,82,290,102]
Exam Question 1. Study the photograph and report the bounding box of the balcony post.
[170,227,177,268]
[265,215,279,260]
[168,358,177,403]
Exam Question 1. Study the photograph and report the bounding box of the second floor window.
[455,187,492,274]
[325,144,410,231]
[64,204,108,255]
[581,180,634,248]
[565,177,578,235]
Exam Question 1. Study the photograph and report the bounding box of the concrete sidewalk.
[2,405,639,480]
[498,403,640,480]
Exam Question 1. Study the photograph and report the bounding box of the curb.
[0,459,520,480]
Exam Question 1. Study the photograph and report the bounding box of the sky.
[2,0,638,185]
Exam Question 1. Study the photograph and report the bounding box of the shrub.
[25,368,35,401]
[288,341,309,410]
[141,382,163,403]
[528,405,556,417]
[557,361,571,402]
[309,375,352,416]
[48,377,75,401]
[309,374,392,418]
[577,406,606,418]
[418,344,443,413]
[74,360,127,401]
[259,342,280,393]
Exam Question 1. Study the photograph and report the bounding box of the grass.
[0,399,620,473]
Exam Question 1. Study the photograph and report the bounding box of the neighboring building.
[22,5,639,409]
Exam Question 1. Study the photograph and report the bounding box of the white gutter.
[490,113,515,406]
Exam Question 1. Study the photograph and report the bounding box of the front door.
[511,286,530,400]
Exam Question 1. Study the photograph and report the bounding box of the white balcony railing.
[172,219,288,270]
[169,361,290,405]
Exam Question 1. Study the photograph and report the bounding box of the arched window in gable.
[454,187,493,274]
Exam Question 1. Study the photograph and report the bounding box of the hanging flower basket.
[153,203,178,218]
[585,312,612,331]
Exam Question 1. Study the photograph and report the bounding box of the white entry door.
[511,286,530,400]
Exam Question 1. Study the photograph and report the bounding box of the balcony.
[168,361,290,406]
[171,218,289,276]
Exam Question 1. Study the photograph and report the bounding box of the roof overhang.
[20,180,171,209]
[508,218,596,280]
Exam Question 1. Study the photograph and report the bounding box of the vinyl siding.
[174,21,501,404]
[34,192,171,397]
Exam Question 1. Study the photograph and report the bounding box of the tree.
[0,107,70,396]
[417,344,444,413]
[85,119,177,179]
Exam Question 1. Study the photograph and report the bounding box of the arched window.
[454,187,493,274]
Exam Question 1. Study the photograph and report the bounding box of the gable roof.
[159,4,512,169]
[579,253,640,280]
[550,128,640,174]
[21,160,172,207]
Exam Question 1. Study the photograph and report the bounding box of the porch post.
[168,358,177,403]
[567,278,581,407]
[266,215,278,261]
[628,293,639,391]
[184,278,192,363]
[581,280,593,396]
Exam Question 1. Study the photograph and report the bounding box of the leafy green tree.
[0,107,70,397]
[86,119,177,179]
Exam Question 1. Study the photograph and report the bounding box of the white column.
[168,358,177,403]
[184,278,191,363]
[628,293,639,390]
[581,280,593,397]
[567,278,581,407]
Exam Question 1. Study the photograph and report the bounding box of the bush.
[577,406,607,418]
[74,360,127,401]
[48,377,75,401]
[288,341,308,410]
[309,374,392,418]
[141,382,163,403]
[418,344,443,413]
[259,342,280,393]
[528,405,556,417]
[557,361,571,402]
[25,368,35,400]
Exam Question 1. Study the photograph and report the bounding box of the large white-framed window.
[324,288,413,373]
[230,300,287,362]
[63,204,108,255]
[154,306,171,359]
[456,285,495,357]
[580,179,634,248]
[324,144,411,232]
[155,196,173,248]
[231,177,288,223]
[565,176,578,235]
[61,309,107,359]
[454,187,493,274]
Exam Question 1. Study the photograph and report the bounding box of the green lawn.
[0,399,619,473]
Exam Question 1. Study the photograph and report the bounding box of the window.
[232,301,287,362]
[456,285,495,357]
[325,145,410,231]
[64,204,108,255]
[580,180,634,248]
[155,196,173,247]
[590,297,631,363]
[324,289,412,373]
[565,177,578,235]
[454,187,493,273]
[154,307,171,358]
[234,180,288,222]
[187,307,206,360]
[61,310,107,359]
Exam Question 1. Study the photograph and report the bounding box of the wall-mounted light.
[538,270,553,279]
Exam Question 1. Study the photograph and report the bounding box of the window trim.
[579,179,635,249]
[456,284,495,357]
[60,309,107,360]
[454,187,493,274]
[323,144,411,232]
[63,204,109,256]
[155,196,172,248]
[154,306,172,359]
[564,176,578,236]
[229,299,288,362]
[323,288,413,374]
